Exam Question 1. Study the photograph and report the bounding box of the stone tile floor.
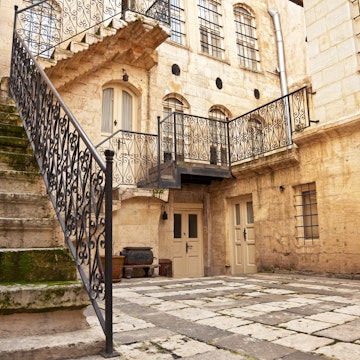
[72,273,360,360]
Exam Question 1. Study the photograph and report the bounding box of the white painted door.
[173,206,203,278]
[231,196,256,274]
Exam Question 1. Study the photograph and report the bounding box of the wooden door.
[231,196,256,274]
[172,206,203,278]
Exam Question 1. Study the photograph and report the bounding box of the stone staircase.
[0,85,104,359]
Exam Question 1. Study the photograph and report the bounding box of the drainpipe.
[268,8,292,143]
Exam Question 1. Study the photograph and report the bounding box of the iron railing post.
[226,118,232,170]
[10,6,18,95]
[173,113,177,163]
[102,149,118,357]
[157,116,161,187]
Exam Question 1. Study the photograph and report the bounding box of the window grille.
[198,0,224,59]
[233,6,259,71]
[294,182,319,244]
[208,107,228,164]
[170,0,185,44]
[351,0,360,64]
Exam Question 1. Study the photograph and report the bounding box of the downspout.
[268,9,292,143]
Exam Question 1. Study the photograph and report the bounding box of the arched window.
[208,106,230,165]
[162,94,190,162]
[198,0,224,59]
[101,86,134,134]
[170,0,186,45]
[248,117,263,156]
[233,5,259,71]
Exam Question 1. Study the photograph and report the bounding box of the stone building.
[1,0,359,280]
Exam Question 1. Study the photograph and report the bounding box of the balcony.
[16,0,171,88]
[97,87,311,189]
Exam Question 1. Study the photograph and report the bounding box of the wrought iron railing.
[10,15,117,357]
[228,86,310,165]
[96,129,159,189]
[159,112,230,167]
[157,87,309,171]
[17,0,170,58]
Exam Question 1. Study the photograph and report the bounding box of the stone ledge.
[0,248,76,283]
[231,146,299,179]
[0,281,89,315]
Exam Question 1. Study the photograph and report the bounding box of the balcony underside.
[231,146,300,179]
[44,12,170,89]
[141,160,232,189]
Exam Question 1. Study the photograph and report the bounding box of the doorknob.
[243,228,247,240]
[186,242,193,253]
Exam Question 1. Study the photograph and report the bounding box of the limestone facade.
[1,0,359,277]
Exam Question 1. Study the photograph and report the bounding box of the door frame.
[228,194,257,275]
[172,203,204,278]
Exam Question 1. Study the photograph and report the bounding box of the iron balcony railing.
[229,86,310,164]
[99,88,310,189]
[10,8,117,356]
[156,87,310,173]
[96,129,159,189]
[18,0,170,58]
[159,112,231,167]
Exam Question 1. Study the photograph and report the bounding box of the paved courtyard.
[79,273,360,360]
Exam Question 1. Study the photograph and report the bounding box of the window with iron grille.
[294,182,319,243]
[351,0,360,60]
[208,107,229,165]
[170,0,185,45]
[198,0,224,59]
[233,6,259,71]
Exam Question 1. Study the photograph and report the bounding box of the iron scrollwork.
[10,32,110,323]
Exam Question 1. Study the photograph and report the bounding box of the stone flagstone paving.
[70,273,360,360]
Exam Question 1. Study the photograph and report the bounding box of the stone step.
[0,327,104,360]
[0,104,21,126]
[0,170,44,193]
[0,282,104,360]
[0,217,62,248]
[0,135,30,153]
[0,248,76,283]
[0,150,38,171]
[0,192,53,218]
[0,122,26,138]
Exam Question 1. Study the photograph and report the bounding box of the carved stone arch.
[162,93,190,114]
[208,104,232,120]
[233,2,256,17]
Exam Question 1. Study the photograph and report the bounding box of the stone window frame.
[170,0,186,45]
[233,5,260,71]
[198,0,225,59]
[294,182,320,244]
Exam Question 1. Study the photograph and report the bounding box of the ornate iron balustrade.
[10,26,117,356]
[228,86,310,165]
[97,129,159,189]
[123,0,170,23]
[159,112,230,167]
[17,0,170,58]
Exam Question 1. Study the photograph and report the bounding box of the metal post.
[226,118,232,171]
[157,116,161,187]
[173,113,177,163]
[10,6,19,98]
[101,149,119,358]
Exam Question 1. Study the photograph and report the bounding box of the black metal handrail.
[17,0,170,58]
[96,129,159,189]
[228,86,310,165]
[10,10,116,356]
